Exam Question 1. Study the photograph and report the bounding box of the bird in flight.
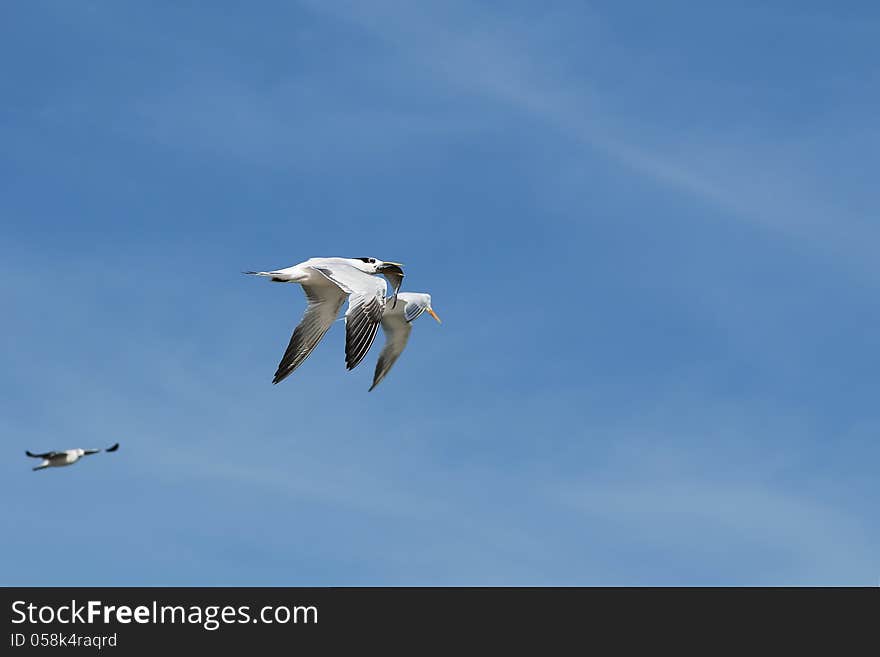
[26,443,120,471]
[369,292,441,391]
[245,257,405,383]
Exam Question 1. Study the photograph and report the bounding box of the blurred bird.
[26,443,120,471]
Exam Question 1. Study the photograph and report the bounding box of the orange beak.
[427,308,442,324]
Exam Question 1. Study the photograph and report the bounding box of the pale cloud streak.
[298,0,880,280]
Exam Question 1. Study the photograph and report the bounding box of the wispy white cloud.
[5,1,879,586]
[296,0,880,280]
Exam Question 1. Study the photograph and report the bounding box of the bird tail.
[32,464,48,471]
[243,271,293,283]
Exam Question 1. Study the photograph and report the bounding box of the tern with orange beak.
[245,257,405,383]
[369,292,442,391]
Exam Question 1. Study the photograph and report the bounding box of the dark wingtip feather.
[344,297,383,370]
[272,368,291,385]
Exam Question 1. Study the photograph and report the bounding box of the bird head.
[352,257,404,276]
[426,305,442,324]
[399,292,441,323]
[419,293,442,323]
[353,258,405,304]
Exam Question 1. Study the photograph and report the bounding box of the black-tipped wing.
[369,312,413,391]
[345,293,385,370]
[26,450,57,459]
[105,443,120,452]
[311,264,389,371]
[273,278,346,384]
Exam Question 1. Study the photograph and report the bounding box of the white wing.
[273,275,347,384]
[311,263,388,371]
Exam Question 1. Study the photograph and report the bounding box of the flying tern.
[26,443,120,471]
[245,257,405,383]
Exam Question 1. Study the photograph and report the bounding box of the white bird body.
[26,444,118,471]
[250,257,364,284]
[245,257,405,383]
[370,292,441,391]
[51,450,84,467]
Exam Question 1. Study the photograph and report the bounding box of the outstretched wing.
[369,312,414,391]
[344,287,386,370]
[105,443,120,452]
[273,275,347,384]
[312,264,388,371]
[25,450,57,459]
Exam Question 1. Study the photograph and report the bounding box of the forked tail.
[243,271,293,283]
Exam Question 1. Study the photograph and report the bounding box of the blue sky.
[2,0,879,585]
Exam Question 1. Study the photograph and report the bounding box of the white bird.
[245,257,405,383]
[369,292,441,391]
[26,443,120,471]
